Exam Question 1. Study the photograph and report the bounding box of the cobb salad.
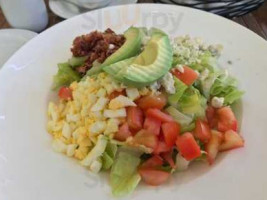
[47,27,244,196]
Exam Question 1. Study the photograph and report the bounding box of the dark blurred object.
[154,0,265,18]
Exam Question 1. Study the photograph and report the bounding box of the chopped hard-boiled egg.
[91,97,108,111]
[109,95,136,109]
[47,72,153,173]
[104,108,127,118]
[90,121,107,136]
[52,139,67,153]
[126,88,140,100]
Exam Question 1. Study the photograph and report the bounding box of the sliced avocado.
[85,27,143,76]
[122,33,173,86]
[103,57,136,80]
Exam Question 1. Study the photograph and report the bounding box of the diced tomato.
[205,130,223,165]
[162,122,180,147]
[58,86,72,100]
[162,151,176,169]
[194,119,211,143]
[144,116,161,135]
[114,123,132,141]
[219,130,244,152]
[127,107,144,132]
[136,94,167,110]
[154,141,172,154]
[138,169,170,186]
[146,109,174,123]
[217,107,238,132]
[176,132,201,161]
[141,155,163,169]
[172,66,198,85]
[108,90,126,99]
[133,129,158,150]
[206,106,217,128]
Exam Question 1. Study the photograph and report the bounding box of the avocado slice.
[116,32,172,87]
[103,57,136,81]
[85,27,143,76]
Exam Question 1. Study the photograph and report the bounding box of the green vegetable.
[190,51,218,72]
[178,87,207,118]
[102,142,118,170]
[52,63,81,90]
[172,55,180,67]
[165,106,193,128]
[210,73,244,105]
[199,71,220,98]
[105,142,117,158]
[168,77,188,106]
[181,122,196,133]
[68,56,88,67]
[84,60,102,77]
[102,152,113,170]
[110,151,141,197]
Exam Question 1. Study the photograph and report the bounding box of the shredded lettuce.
[102,142,118,170]
[110,150,141,197]
[210,73,244,105]
[199,71,220,98]
[52,63,81,90]
[168,77,188,106]
[165,106,193,127]
[68,56,88,67]
[178,87,207,118]
[181,122,196,133]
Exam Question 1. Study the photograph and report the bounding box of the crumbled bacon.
[71,28,125,75]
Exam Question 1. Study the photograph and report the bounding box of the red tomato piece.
[172,66,198,85]
[176,132,201,161]
[127,107,144,132]
[205,130,223,165]
[162,122,180,147]
[206,106,218,128]
[114,123,132,141]
[144,116,161,135]
[154,141,172,154]
[133,129,158,150]
[138,169,170,186]
[136,94,167,110]
[141,155,163,169]
[162,151,176,169]
[108,90,126,99]
[194,119,211,143]
[58,86,73,100]
[219,130,244,152]
[217,107,238,132]
[146,108,174,123]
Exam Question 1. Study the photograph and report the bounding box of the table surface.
[0,0,267,39]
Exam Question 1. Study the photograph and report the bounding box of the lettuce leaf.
[52,63,81,90]
[110,151,141,197]
[102,142,118,170]
[189,51,218,72]
[168,77,188,106]
[165,106,193,127]
[68,56,88,67]
[178,87,207,118]
[210,73,244,105]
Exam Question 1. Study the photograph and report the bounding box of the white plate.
[49,0,137,19]
[1,3,267,200]
[0,29,37,68]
